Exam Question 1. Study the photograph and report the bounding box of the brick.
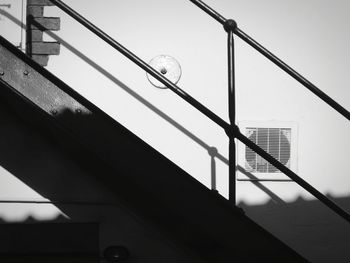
[31,42,60,55]
[27,0,55,6]
[26,30,43,42]
[32,55,49,66]
[27,6,44,17]
[28,17,60,31]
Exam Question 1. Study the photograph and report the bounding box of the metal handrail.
[189,0,350,121]
[48,0,229,132]
[235,130,350,221]
[48,0,350,223]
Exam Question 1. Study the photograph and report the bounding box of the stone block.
[32,55,49,66]
[26,30,43,42]
[28,17,60,31]
[31,42,60,55]
[27,0,55,6]
[27,6,44,17]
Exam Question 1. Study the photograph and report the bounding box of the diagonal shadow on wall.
[0,9,350,263]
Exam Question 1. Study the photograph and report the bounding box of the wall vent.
[245,127,291,173]
[238,121,298,180]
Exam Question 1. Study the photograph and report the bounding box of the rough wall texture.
[26,0,60,66]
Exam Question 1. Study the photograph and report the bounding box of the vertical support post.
[224,19,237,205]
[208,147,218,192]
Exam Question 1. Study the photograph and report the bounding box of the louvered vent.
[245,127,291,173]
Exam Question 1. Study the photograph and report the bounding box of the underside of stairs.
[0,35,308,262]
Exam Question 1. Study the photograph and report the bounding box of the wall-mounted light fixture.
[147,55,181,89]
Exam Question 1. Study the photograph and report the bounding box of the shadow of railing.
[0,10,217,187]
[0,9,290,202]
[1,8,349,261]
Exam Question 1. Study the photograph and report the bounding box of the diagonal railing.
[189,0,350,121]
[48,0,350,223]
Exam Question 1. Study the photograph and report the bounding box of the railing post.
[225,19,238,205]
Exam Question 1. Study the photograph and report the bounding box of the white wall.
[40,0,350,204]
[1,0,349,216]
[0,0,25,49]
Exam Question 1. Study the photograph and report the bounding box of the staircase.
[0,34,307,262]
[1,0,350,262]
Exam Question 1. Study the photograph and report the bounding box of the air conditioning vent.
[245,127,291,173]
[238,121,298,179]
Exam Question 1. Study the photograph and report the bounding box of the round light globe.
[147,55,182,89]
